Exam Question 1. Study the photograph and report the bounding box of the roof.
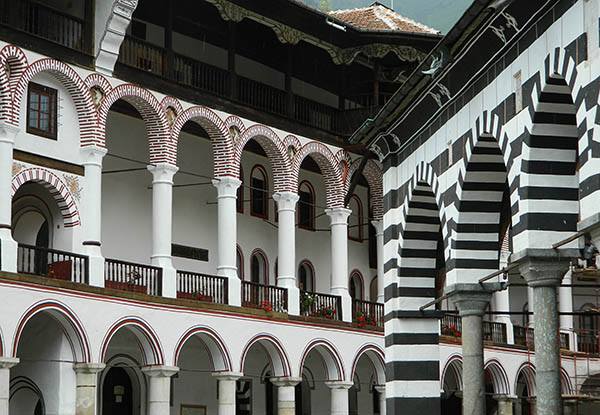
[328,2,439,35]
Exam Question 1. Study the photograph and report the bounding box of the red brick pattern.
[0,45,28,121]
[224,115,246,133]
[346,159,383,220]
[160,95,183,117]
[84,73,113,95]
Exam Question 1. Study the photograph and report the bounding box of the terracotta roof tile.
[329,2,439,34]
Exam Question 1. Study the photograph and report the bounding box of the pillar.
[563,399,578,415]
[374,385,386,415]
[74,363,105,415]
[212,372,242,415]
[0,357,19,415]
[325,381,354,415]
[325,208,352,322]
[147,163,179,298]
[271,377,301,415]
[0,123,20,272]
[519,259,568,415]
[80,146,108,287]
[494,395,516,415]
[371,220,384,303]
[273,192,300,315]
[559,269,575,350]
[212,177,242,306]
[141,366,179,415]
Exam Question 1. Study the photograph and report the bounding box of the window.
[298,261,314,292]
[236,168,244,213]
[250,250,268,284]
[27,82,57,139]
[236,245,243,280]
[298,181,315,231]
[250,165,268,218]
[348,195,363,242]
[349,271,363,300]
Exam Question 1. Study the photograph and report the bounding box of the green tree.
[319,0,331,12]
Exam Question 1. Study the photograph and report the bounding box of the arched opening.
[441,358,462,414]
[250,250,268,285]
[298,181,315,231]
[484,361,509,414]
[515,364,535,415]
[295,368,315,415]
[369,277,377,302]
[347,195,363,242]
[100,355,145,415]
[350,347,385,415]
[237,167,244,213]
[349,270,363,300]
[578,304,598,353]
[298,260,315,292]
[250,164,269,219]
[9,377,45,415]
[299,342,344,415]
[237,245,244,280]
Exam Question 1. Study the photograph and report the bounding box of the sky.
[299,0,472,33]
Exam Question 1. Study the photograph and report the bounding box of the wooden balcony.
[242,281,288,313]
[17,243,89,285]
[176,270,228,305]
[300,290,342,321]
[483,320,508,344]
[513,325,535,349]
[104,258,162,296]
[352,299,384,329]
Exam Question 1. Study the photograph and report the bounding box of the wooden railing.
[17,244,88,284]
[513,325,535,349]
[352,299,383,328]
[300,290,342,321]
[577,333,599,355]
[294,95,337,132]
[176,270,228,304]
[441,313,462,337]
[483,320,507,344]
[0,0,87,52]
[104,258,162,296]
[559,332,570,350]
[239,76,287,116]
[242,281,288,313]
[174,53,230,96]
[119,36,166,77]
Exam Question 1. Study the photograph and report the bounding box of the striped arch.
[224,115,246,134]
[283,134,302,155]
[10,58,99,147]
[12,167,81,227]
[12,300,91,362]
[441,355,463,392]
[299,339,345,381]
[160,96,183,117]
[100,317,164,366]
[173,326,232,372]
[351,344,385,385]
[98,84,172,164]
[170,105,233,175]
[450,112,508,283]
[240,334,291,377]
[84,73,112,95]
[514,362,536,396]
[346,159,384,220]
[561,367,573,395]
[232,125,291,193]
[514,47,579,252]
[0,44,28,121]
[484,359,510,395]
[292,141,345,207]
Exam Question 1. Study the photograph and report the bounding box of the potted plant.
[357,313,367,328]
[301,292,316,313]
[261,300,272,312]
[320,306,336,319]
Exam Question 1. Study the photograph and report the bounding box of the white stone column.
[325,381,353,415]
[374,385,386,415]
[142,366,179,415]
[494,395,516,415]
[371,220,385,303]
[147,163,179,298]
[0,123,19,273]
[527,287,534,327]
[273,192,300,315]
[559,269,575,350]
[212,372,242,415]
[212,177,242,306]
[0,357,19,415]
[325,208,352,322]
[80,146,108,287]
[74,363,105,415]
[271,377,301,415]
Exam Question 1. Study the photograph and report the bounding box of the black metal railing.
[352,299,383,328]
[176,270,228,304]
[0,0,87,52]
[483,320,508,344]
[104,258,162,296]
[300,290,342,321]
[559,332,570,350]
[242,281,288,313]
[17,243,88,284]
[513,325,535,349]
[441,314,462,337]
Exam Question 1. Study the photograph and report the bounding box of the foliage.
[320,306,336,319]
[442,324,461,337]
[301,292,317,312]
[261,300,273,312]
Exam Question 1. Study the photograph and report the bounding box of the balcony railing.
[104,258,162,296]
[242,281,288,313]
[352,299,384,328]
[17,243,88,284]
[514,325,535,349]
[176,270,228,305]
[483,320,507,344]
[441,314,462,337]
[578,333,599,355]
[0,0,88,52]
[300,290,342,321]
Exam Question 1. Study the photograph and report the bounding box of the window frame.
[348,195,363,242]
[298,260,315,292]
[298,180,316,231]
[250,249,269,285]
[250,165,269,220]
[26,82,58,140]
[236,245,244,280]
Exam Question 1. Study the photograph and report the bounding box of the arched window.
[579,304,598,353]
[348,195,363,242]
[298,181,315,231]
[250,165,268,219]
[236,245,244,280]
[369,277,377,302]
[349,270,364,300]
[250,250,268,285]
[298,261,315,292]
[236,167,244,213]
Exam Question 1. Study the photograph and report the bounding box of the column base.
[281,284,299,315]
[86,253,105,287]
[222,272,241,307]
[331,290,352,322]
[0,231,17,273]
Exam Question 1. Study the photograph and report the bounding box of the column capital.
[73,362,106,374]
[374,385,385,394]
[325,207,352,225]
[273,192,299,211]
[141,365,179,378]
[80,146,108,166]
[0,356,19,369]
[212,371,243,381]
[147,163,179,183]
[0,121,19,143]
[446,283,504,317]
[324,380,354,390]
[212,177,242,198]
[270,376,302,387]
[371,220,383,235]
[517,257,571,287]
[493,394,518,402]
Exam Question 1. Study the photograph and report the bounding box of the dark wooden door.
[102,367,133,415]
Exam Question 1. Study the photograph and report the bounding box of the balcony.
[513,325,535,349]
[242,281,288,313]
[176,270,228,305]
[352,299,384,329]
[17,243,89,284]
[441,314,508,345]
[300,290,342,321]
[104,258,163,296]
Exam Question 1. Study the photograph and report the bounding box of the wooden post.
[84,0,94,54]
[228,22,237,99]
[165,0,174,78]
[286,45,294,118]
